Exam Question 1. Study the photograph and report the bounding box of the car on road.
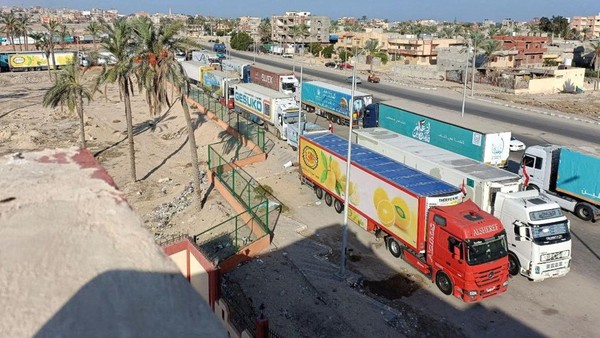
[345,76,362,84]
[337,63,353,69]
[282,53,293,58]
[509,137,526,151]
[324,62,337,68]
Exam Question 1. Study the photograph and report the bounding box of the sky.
[1,0,599,22]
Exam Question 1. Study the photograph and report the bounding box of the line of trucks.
[179,56,599,302]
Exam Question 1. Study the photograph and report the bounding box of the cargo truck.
[181,61,217,86]
[201,70,239,108]
[0,51,76,71]
[301,81,373,127]
[299,133,509,301]
[221,59,251,82]
[520,145,600,222]
[362,100,511,167]
[285,122,329,151]
[354,128,571,281]
[191,50,221,67]
[249,64,298,96]
[233,83,300,140]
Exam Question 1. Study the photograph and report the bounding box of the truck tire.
[334,199,344,213]
[508,252,520,276]
[436,271,453,295]
[324,193,333,206]
[315,186,323,199]
[575,203,594,222]
[387,238,402,258]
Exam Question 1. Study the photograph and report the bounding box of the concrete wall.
[515,68,585,94]
[190,257,210,301]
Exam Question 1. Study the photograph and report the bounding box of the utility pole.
[461,45,470,117]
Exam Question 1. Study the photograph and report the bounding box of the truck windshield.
[283,113,306,124]
[531,221,570,245]
[282,82,296,92]
[465,232,507,266]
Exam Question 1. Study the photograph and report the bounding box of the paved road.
[209,45,600,337]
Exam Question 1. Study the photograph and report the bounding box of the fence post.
[255,315,269,338]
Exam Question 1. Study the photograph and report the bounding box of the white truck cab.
[494,190,571,281]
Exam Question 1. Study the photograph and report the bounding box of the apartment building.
[570,12,600,39]
[238,16,261,41]
[493,35,549,68]
[271,11,331,47]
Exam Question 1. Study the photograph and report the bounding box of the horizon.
[1,1,599,23]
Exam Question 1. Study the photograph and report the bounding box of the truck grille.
[474,266,504,287]
[545,260,565,271]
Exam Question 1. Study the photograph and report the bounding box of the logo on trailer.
[412,119,431,143]
[302,146,319,169]
[234,92,262,112]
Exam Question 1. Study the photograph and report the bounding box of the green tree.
[375,52,388,65]
[42,20,60,73]
[338,48,353,62]
[591,41,600,80]
[539,17,552,33]
[0,12,18,51]
[364,39,380,73]
[258,18,272,43]
[479,39,503,68]
[468,30,486,95]
[322,45,334,58]
[59,24,69,50]
[230,31,253,51]
[550,16,569,38]
[99,18,138,182]
[289,24,310,55]
[86,21,103,52]
[43,63,95,148]
[309,42,322,56]
[29,32,45,50]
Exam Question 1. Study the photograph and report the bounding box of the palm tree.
[364,38,380,74]
[289,24,309,55]
[42,20,60,73]
[591,41,600,80]
[257,18,272,44]
[59,24,69,50]
[479,39,503,68]
[43,63,95,149]
[0,12,18,51]
[86,21,102,52]
[99,18,139,182]
[29,32,45,51]
[581,27,591,41]
[17,15,31,51]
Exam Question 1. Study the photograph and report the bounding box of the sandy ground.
[1,68,597,337]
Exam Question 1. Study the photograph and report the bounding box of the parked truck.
[0,51,76,71]
[299,133,509,301]
[362,100,511,167]
[249,64,298,96]
[285,121,329,151]
[181,61,217,86]
[201,69,239,108]
[233,83,300,140]
[220,59,251,82]
[191,50,221,67]
[301,81,373,127]
[520,145,600,222]
[354,128,571,281]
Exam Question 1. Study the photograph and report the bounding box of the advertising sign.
[301,82,371,119]
[9,52,74,68]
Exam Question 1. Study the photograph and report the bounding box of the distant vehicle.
[337,63,353,69]
[509,137,525,151]
[345,76,362,84]
[175,51,186,62]
[282,53,293,59]
[367,73,380,83]
[324,62,337,68]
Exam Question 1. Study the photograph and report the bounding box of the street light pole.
[339,45,363,278]
[470,41,476,97]
[297,65,303,147]
[461,46,469,118]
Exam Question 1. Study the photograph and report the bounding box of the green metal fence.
[188,85,266,152]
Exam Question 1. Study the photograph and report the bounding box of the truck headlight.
[561,250,570,258]
[467,290,477,296]
[540,254,550,262]
[503,280,509,287]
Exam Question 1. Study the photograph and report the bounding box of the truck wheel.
[324,193,333,206]
[575,203,593,222]
[436,271,453,295]
[315,186,324,199]
[508,252,520,276]
[387,238,402,258]
[334,199,344,213]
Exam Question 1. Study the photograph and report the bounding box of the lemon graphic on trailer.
[329,160,342,179]
[391,197,410,230]
[376,200,395,226]
[373,187,389,208]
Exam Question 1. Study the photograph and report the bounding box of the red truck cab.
[425,200,509,302]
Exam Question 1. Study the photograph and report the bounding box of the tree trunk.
[10,34,16,51]
[122,78,137,182]
[181,93,203,209]
[76,90,86,149]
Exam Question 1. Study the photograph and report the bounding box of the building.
[238,16,261,41]
[493,35,549,68]
[570,12,600,39]
[271,11,331,48]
